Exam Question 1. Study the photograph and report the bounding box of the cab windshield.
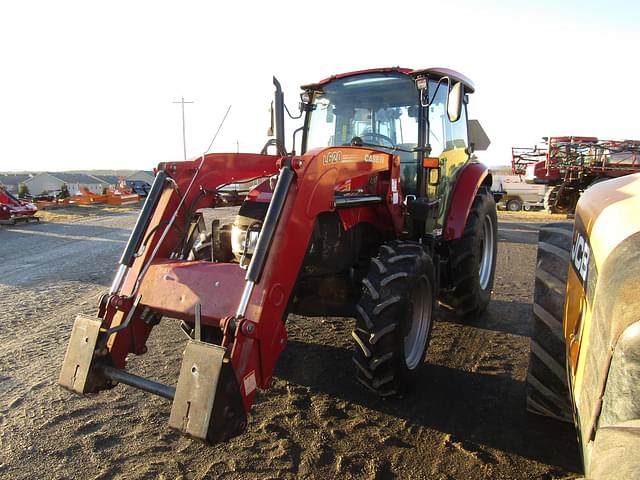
[304,72,420,154]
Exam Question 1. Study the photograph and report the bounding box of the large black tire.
[544,186,563,213]
[544,185,578,214]
[440,187,498,317]
[352,241,435,397]
[525,223,573,422]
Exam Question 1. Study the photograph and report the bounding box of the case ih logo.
[571,231,590,285]
[364,154,385,164]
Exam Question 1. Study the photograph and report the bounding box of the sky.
[1,0,638,172]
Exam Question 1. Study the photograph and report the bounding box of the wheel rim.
[478,215,495,290]
[404,275,432,370]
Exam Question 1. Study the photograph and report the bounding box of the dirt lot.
[0,206,581,479]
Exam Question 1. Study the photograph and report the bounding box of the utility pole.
[173,97,194,160]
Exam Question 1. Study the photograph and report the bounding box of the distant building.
[24,172,108,196]
[0,174,31,194]
[126,171,155,185]
[92,175,120,188]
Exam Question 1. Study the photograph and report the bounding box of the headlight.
[231,226,260,256]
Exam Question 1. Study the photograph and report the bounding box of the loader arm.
[60,147,402,442]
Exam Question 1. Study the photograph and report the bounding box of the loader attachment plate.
[59,314,106,394]
[169,340,247,444]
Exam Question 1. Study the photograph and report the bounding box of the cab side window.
[428,84,447,157]
[445,103,468,151]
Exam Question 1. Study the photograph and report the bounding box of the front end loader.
[60,67,496,443]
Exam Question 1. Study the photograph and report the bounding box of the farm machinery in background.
[59,67,496,443]
[490,174,546,212]
[70,181,139,205]
[105,178,140,205]
[35,180,140,208]
[0,186,39,224]
[511,137,640,213]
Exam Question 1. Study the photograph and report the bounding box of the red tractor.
[59,67,496,443]
[0,186,39,224]
[512,137,640,213]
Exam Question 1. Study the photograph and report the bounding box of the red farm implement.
[512,136,640,213]
[0,187,39,225]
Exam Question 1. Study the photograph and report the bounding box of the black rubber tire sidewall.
[525,222,573,422]
[352,241,436,397]
[440,187,498,317]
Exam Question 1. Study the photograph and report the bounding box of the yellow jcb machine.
[526,173,640,478]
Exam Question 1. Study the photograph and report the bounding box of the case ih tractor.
[512,137,640,213]
[59,67,496,443]
[526,174,640,478]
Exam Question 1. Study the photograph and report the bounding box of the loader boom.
[61,147,403,441]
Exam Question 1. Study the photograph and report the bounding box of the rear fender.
[443,162,491,240]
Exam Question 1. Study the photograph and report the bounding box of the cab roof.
[301,67,475,94]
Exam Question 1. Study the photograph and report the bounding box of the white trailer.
[492,175,548,211]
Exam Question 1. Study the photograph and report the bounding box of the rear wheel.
[440,187,498,317]
[352,241,435,397]
[507,198,522,211]
[526,223,573,422]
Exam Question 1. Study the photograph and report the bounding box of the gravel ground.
[0,207,581,479]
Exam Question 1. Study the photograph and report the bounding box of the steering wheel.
[359,132,396,148]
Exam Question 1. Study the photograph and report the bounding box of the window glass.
[428,82,447,157]
[305,73,419,152]
[428,79,470,227]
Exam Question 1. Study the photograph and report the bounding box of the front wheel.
[352,241,435,397]
[440,187,498,317]
[525,223,573,422]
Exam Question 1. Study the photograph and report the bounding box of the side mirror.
[447,81,463,122]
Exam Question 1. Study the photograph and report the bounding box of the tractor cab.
[297,68,480,228]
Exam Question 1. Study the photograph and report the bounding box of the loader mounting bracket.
[169,340,247,444]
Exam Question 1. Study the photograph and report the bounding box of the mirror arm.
[284,103,304,120]
[291,126,304,156]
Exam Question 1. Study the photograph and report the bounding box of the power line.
[204,105,232,154]
[173,97,194,160]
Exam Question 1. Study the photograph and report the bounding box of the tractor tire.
[544,186,575,214]
[440,187,498,317]
[507,198,522,212]
[544,187,559,213]
[352,240,435,397]
[525,222,573,422]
